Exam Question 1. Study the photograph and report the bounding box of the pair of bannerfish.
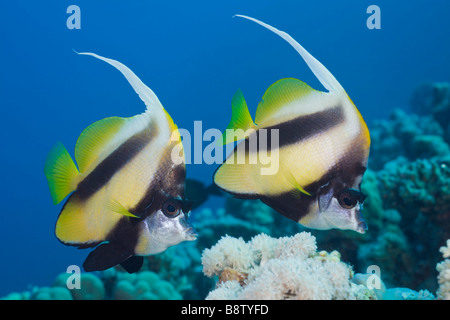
[45,16,371,273]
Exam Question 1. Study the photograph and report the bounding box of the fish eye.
[162,200,181,218]
[338,191,357,209]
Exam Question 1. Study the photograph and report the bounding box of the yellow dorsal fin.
[255,78,320,125]
[221,89,256,145]
[44,142,80,205]
[74,117,127,173]
[106,198,140,218]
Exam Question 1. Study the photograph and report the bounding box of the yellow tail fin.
[44,142,79,205]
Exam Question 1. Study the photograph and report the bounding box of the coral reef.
[353,157,449,290]
[324,85,450,293]
[410,82,450,143]
[2,286,74,300]
[436,239,450,300]
[105,270,182,300]
[137,201,305,299]
[53,272,105,300]
[368,109,447,170]
[137,242,202,299]
[2,269,181,300]
[378,158,450,223]
[201,233,434,300]
[202,232,355,299]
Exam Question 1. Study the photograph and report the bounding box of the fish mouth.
[184,227,198,241]
[353,208,368,234]
[355,220,368,234]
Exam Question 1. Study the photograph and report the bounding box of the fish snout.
[356,220,368,234]
[181,214,198,241]
[185,226,198,241]
[354,210,368,234]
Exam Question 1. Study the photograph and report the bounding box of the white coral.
[201,235,255,277]
[440,239,450,259]
[273,232,317,260]
[437,239,450,300]
[202,232,354,300]
[249,233,277,266]
[204,280,243,300]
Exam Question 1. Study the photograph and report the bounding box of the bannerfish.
[214,15,371,233]
[44,53,197,273]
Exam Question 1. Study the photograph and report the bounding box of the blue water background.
[1,0,449,296]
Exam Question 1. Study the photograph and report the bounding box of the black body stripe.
[217,105,346,190]
[243,105,344,151]
[130,144,186,216]
[76,126,157,200]
[103,144,187,257]
[222,136,368,223]
[60,136,186,258]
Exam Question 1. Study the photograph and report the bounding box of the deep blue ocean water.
[1,0,450,297]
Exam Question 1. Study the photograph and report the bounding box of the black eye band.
[162,200,181,218]
[338,189,366,209]
[162,198,195,218]
[346,189,366,202]
[181,200,195,213]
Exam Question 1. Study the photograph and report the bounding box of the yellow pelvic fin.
[75,117,127,173]
[44,142,80,205]
[106,199,140,218]
[221,89,256,145]
[255,78,320,125]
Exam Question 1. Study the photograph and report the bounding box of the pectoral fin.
[285,171,311,197]
[107,199,140,218]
